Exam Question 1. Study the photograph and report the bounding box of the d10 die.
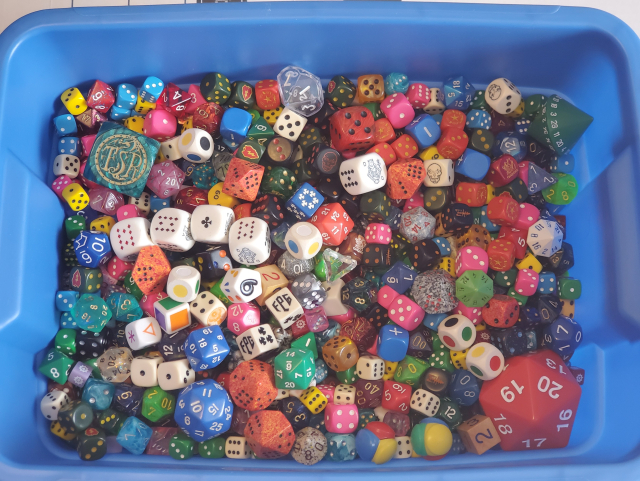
[125,317,162,350]
[191,205,235,244]
[189,291,228,327]
[221,268,262,303]
[339,153,387,195]
[228,218,271,265]
[236,324,279,361]
[73,231,111,268]
[284,223,323,260]
[150,208,195,252]
[265,287,304,329]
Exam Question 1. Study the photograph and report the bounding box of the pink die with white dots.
[515,269,539,296]
[406,83,431,109]
[140,291,168,318]
[380,93,415,129]
[388,295,424,331]
[325,403,359,433]
[453,300,483,325]
[403,192,423,212]
[377,285,399,309]
[456,246,489,276]
[116,204,142,222]
[512,203,540,230]
[105,256,134,283]
[143,109,177,141]
[317,384,335,403]
[227,302,261,335]
[51,175,76,199]
[80,134,96,158]
[365,223,392,244]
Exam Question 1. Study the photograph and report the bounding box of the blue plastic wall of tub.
[1,2,640,479]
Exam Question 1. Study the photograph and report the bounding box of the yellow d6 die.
[61,87,88,115]
[515,253,543,273]
[263,107,283,126]
[382,361,398,380]
[62,184,89,211]
[123,116,144,134]
[50,420,76,441]
[181,118,193,134]
[134,93,156,115]
[418,146,441,161]
[560,298,575,319]
[450,348,468,370]
[486,184,496,203]
[437,256,456,277]
[90,216,116,235]
[299,386,328,415]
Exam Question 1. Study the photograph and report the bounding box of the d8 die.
[410,389,440,417]
[443,75,475,110]
[228,218,271,265]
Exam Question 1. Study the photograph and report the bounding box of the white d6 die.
[226,436,251,459]
[321,279,349,317]
[178,128,214,163]
[221,268,262,303]
[167,266,201,303]
[410,389,440,417]
[228,218,271,265]
[437,315,476,351]
[160,136,182,161]
[129,192,151,216]
[423,158,455,187]
[158,358,196,391]
[53,154,80,178]
[191,205,235,244]
[356,354,385,380]
[131,354,164,387]
[150,207,195,252]
[125,317,162,350]
[189,291,228,327]
[273,108,308,142]
[265,287,304,329]
[466,342,504,381]
[339,153,387,195]
[110,217,154,261]
[334,384,356,405]
[394,436,413,459]
[40,391,70,420]
[527,219,563,258]
[284,222,323,260]
[485,78,522,115]
[236,324,279,361]
[424,87,445,115]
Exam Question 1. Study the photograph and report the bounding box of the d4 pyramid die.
[222,157,265,201]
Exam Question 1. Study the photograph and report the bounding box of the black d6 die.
[290,273,327,309]
[76,330,108,358]
[265,137,296,167]
[441,203,473,233]
[410,240,442,271]
[489,326,528,358]
[251,194,285,228]
[308,144,341,175]
[195,246,233,282]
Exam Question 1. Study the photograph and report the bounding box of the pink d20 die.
[512,203,540,230]
[305,306,329,332]
[453,300,483,325]
[89,186,125,216]
[143,109,177,141]
[406,83,431,110]
[140,291,168,318]
[456,246,489,276]
[146,162,186,199]
[364,223,392,245]
[227,302,261,335]
[515,268,539,296]
[324,403,359,433]
[387,295,424,331]
[381,93,415,129]
[377,285,399,309]
[52,175,76,199]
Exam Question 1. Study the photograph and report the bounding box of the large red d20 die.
[479,350,581,451]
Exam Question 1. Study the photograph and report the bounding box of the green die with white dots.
[428,336,454,373]
[169,432,197,460]
[493,268,518,289]
[65,215,86,240]
[558,277,582,300]
[54,329,76,355]
[198,437,226,459]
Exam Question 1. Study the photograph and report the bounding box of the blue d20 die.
[116,83,137,109]
[466,109,491,129]
[455,149,491,181]
[53,114,78,136]
[444,75,475,110]
[57,137,80,156]
[286,182,324,220]
[404,114,441,149]
[449,369,480,406]
[117,416,153,455]
[384,72,409,95]
[184,325,230,370]
[74,231,111,268]
[140,76,164,103]
[382,261,416,294]
[82,378,115,410]
[377,324,409,362]
[219,108,252,143]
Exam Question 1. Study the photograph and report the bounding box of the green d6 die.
[200,72,231,105]
[261,167,298,200]
[455,270,493,307]
[54,329,77,356]
[428,336,454,373]
[291,332,318,359]
[391,234,411,262]
[63,241,80,267]
[210,280,233,307]
[77,427,108,461]
[58,400,94,434]
[171,257,197,269]
[298,126,324,157]
[123,271,144,301]
[247,117,274,146]
[335,365,359,385]
[542,173,578,205]
[69,267,102,293]
[493,268,518,288]
[65,215,86,240]
[468,129,494,156]
[70,294,112,333]
[169,432,197,460]
[96,408,125,435]
[199,436,226,459]
[393,355,428,387]
[293,158,319,184]
[274,348,315,389]
[360,191,391,223]
[435,397,463,429]
[229,81,256,110]
[364,102,382,120]
[236,139,265,163]
[470,89,489,111]
[191,164,218,190]
[358,408,377,430]
[39,349,74,383]
[423,186,452,215]
[558,278,582,300]
[327,75,356,109]
[142,387,175,423]
[523,94,547,120]
[507,287,528,307]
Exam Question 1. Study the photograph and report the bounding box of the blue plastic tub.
[1,2,640,479]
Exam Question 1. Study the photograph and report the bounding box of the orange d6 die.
[322,336,359,371]
[310,203,354,246]
[386,159,426,200]
[487,238,516,271]
[437,128,469,159]
[356,74,385,103]
[391,134,419,161]
[374,118,396,143]
[255,80,281,111]
[222,157,265,202]
[455,182,487,207]
[441,109,467,131]
[367,143,397,167]
[244,411,295,459]
[487,194,520,226]
[132,246,172,294]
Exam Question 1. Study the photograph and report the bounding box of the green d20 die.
[492,268,518,288]
[393,355,428,387]
[199,436,226,458]
[65,215,86,240]
[123,271,144,301]
[327,75,356,109]
[200,72,231,105]
[428,337,454,373]
[54,329,76,356]
[542,173,578,205]
[142,387,175,423]
[169,432,197,460]
[236,139,265,164]
[229,81,256,110]
[558,278,582,300]
[261,166,298,200]
[39,349,74,383]
[84,122,160,198]
[247,117,275,147]
[70,294,112,333]
[455,270,493,307]
[274,348,315,389]
[435,397,463,429]
[335,365,359,385]
[291,332,318,359]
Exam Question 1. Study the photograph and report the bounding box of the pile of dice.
[40,66,591,464]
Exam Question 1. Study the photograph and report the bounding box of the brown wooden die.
[322,336,359,371]
[222,157,265,202]
[455,225,491,251]
[457,414,501,454]
[356,74,385,103]
[487,238,516,271]
[455,182,487,207]
[386,159,426,200]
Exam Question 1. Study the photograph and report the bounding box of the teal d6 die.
[117,416,153,455]
[455,270,493,307]
[384,72,409,95]
[39,349,74,383]
[558,277,581,299]
[325,433,357,462]
[274,348,315,389]
[169,432,197,460]
[106,292,143,322]
[82,378,115,410]
[71,294,112,332]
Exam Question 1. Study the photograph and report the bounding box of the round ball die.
[437,315,476,351]
[285,222,323,260]
[466,342,504,380]
[355,421,397,464]
[178,128,214,163]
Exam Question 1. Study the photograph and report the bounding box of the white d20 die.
[150,207,195,252]
[167,266,201,303]
[273,108,308,142]
[423,158,454,187]
[125,317,162,350]
[284,222,322,260]
[110,217,154,261]
[236,324,279,361]
[158,358,195,391]
[339,153,387,195]
[527,219,563,258]
[191,205,235,244]
[228,218,271,265]
[221,268,262,303]
[130,354,164,388]
[265,287,304,329]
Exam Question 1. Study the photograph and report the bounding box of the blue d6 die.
[449,369,480,406]
[326,433,357,462]
[74,231,111,268]
[542,316,582,356]
[376,324,409,362]
[404,114,441,149]
[56,291,80,311]
[537,271,557,294]
[444,75,475,110]
[110,105,131,120]
[149,194,170,215]
[219,108,252,143]
[432,114,443,126]
[117,416,153,455]
[60,312,76,329]
[384,72,409,95]
[550,153,575,174]
[53,114,77,136]
[515,119,530,135]
[286,183,325,220]
[184,325,230,371]
[140,76,164,103]
[82,378,115,410]
[455,149,490,181]
[423,312,448,330]
[221,137,240,150]
[106,292,143,322]
[382,261,416,294]
[432,237,452,257]
[116,83,137,109]
[466,109,491,129]
[478,206,500,232]
[57,137,80,156]
[175,379,233,441]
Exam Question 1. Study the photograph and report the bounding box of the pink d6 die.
[377,285,399,309]
[146,162,186,199]
[317,384,335,403]
[453,300,483,325]
[106,256,134,283]
[116,204,142,222]
[305,306,329,333]
[80,134,96,157]
[227,302,261,335]
[406,83,431,110]
[51,175,76,198]
[515,269,539,296]
[403,192,423,212]
[79,161,101,190]
[364,223,392,245]
[89,187,125,216]
[143,109,177,141]
[140,291,168,318]
[388,295,424,331]
[456,246,489,276]
[325,403,359,433]
[380,93,415,129]
[512,203,540,230]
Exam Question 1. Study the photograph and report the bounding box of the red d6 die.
[290,316,310,339]
[437,128,468,159]
[382,381,412,414]
[456,182,487,207]
[487,194,519,226]
[486,155,520,187]
[479,350,581,451]
[329,106,375,154]
[365,223,392,245]
[105,256,134,283]
[406,83,431,110]
[222,158,265,202]
[175,187,208,214]
[255,80,281,111]
[367,143,397,167]
[512,203,540,230]
[86,80,115,112]
[386,159,426,199]
[390,135,419,161]
[310,203,354,246]
[498,227,528,259]
[481,295,520,328]
[487,238,516,271]
[374,118,396,143]
[515,269,539,296]
[440,110,467,131]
